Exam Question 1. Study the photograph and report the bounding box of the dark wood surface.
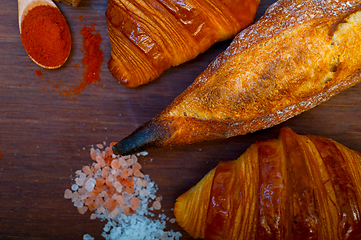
[1,0,361,239]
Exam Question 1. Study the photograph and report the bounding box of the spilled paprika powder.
[20,5,71,69]
[61,23,104,98]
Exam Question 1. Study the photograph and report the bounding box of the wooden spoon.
[18,0,71,69]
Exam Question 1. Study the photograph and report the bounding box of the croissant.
[174,127,361,239]
[112,0,361,156]
[105,0,260,87]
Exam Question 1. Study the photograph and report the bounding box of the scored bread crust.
[113,0,361,156]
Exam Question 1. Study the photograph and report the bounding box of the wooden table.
[1,0,361,239]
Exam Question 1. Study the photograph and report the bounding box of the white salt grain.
[71,184,79,191]
[74,200,84,208]
[66,143,181,240]
[139,189,150,198]
[83,234,94,240]
[85,178,96,192]
[75,178,84,187]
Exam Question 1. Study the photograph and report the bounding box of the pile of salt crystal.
[64,142,164,219]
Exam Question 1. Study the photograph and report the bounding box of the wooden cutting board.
[0,0,360,239]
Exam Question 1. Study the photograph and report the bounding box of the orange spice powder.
[61,23,104,98]
[21,5,71,68]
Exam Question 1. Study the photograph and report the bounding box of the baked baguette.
[174,127,361,239]
[106,0,260,87]
[54,0,81,7]
[112,0,361,156]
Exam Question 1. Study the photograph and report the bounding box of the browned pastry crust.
[113,0,361,156]
[174,127,361,239]
[106,0,260,87]
[54,0,81,7]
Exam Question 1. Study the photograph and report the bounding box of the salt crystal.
[134,169,144,178]
[90,213,97,220]
[95,155,106,167]
[138,151,148,156]
[169,218,176,224]
[115,195,123,205]
[64,189,72,199]
[153,201,161,210]
[126,158,134,167]
[74,200,84,208]
[114,181,123,193]
[122,192,132,205]
[75,178,84,187]
[132,162,142,170]
[119,168,133,179]
[72,192,80,202]
[83,234,94,240]
[79,172,87,180]
[96,143,104,149]
[71,184,79,191]
[101,168,109,179]
[95,195,104,205]
[111,159,120,169]
[85,178,96,192]
[78,206,88,214]
[139,189,150,198]
[97,206,105,214]
[83,166,93,176]
[110,208,119,218]
[93,163,101,171]
[120,205,130,215]
[90,148,97,161]
[130,197,140,211]
[105,147,113,156]
[136,178,143,187]
[78,187,86,195]
[118,158,127,168]
[131,155,138,163]
[85,191,93,198]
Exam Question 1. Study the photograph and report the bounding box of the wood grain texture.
[0,0,360,239]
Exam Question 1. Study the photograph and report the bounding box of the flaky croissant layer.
[112,0,361,156]
[174,127,361,240]
[106,0,260,87]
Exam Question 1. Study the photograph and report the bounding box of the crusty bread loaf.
[174,127,361,239]
[106,0,260,87]
[54,0,81,7]
[113,0,361,156]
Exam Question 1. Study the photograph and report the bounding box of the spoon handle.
[18,0,57,32]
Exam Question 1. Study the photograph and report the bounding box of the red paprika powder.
[61,23,104,98]
[20,5,71,69]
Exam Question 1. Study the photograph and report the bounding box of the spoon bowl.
[18,0,71,69]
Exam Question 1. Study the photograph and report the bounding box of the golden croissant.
[105,0,260,87]
[112,0,361,156]
[174,127,361,239]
